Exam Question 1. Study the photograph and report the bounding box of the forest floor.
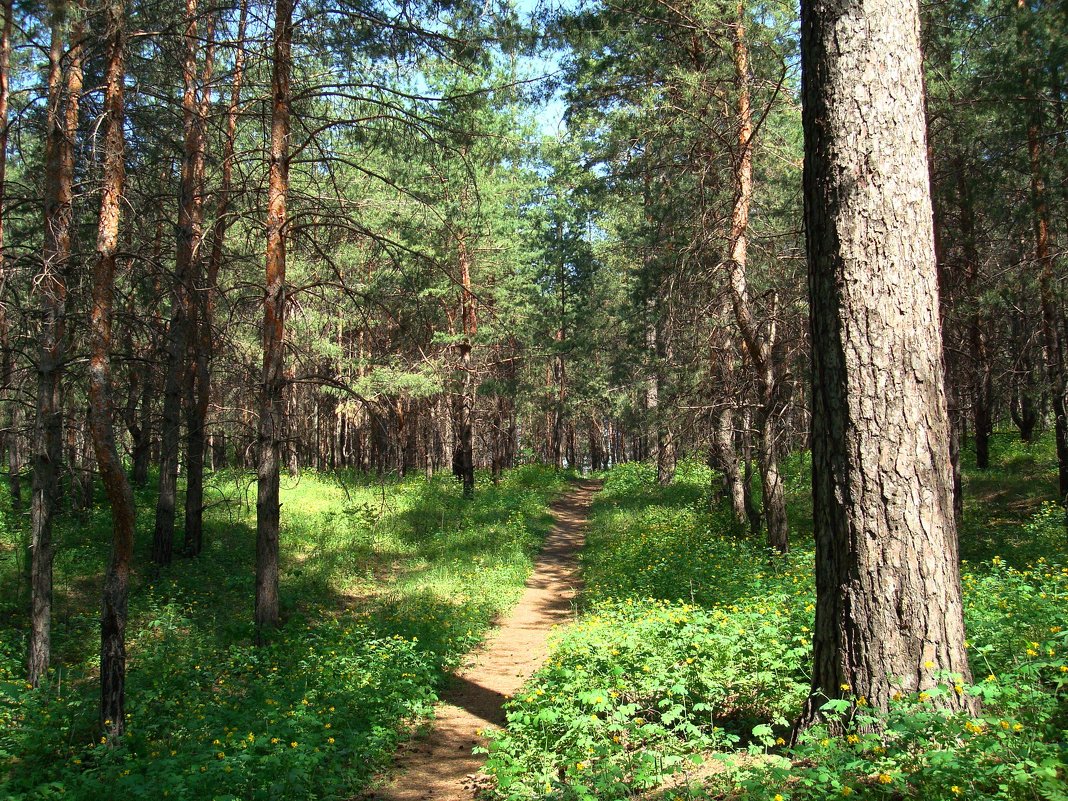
[370,480,601,801]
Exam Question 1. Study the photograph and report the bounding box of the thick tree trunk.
[726,5,788,552]
[89,0,135,739]
[29,1,81,687]
[255,0,292,638]
[798,0,972,725]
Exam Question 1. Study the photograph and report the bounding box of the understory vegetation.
[0,465,568,800]
[485,438,1068,800]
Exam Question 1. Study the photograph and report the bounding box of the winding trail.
[368,479,601,801]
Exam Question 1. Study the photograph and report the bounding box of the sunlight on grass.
[0,465,568,800]
[485,442,1068,801]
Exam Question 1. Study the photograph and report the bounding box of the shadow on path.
[366,479,601,801]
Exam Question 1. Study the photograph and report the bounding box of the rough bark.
[29,1,81,687]
[255,0,292,638]
[89,0,134,739]
[798,0,972,725]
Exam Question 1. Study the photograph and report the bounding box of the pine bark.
[256,0,292,637]
[90,0,134,739]
[29,1,81,686]
[799,0,972,724]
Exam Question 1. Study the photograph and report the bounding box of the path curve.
[368,479,601,801]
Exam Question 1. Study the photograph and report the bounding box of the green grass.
[484,438,1068,801]
[0,464,570,800]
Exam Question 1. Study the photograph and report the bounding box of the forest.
[0,0,1065,797]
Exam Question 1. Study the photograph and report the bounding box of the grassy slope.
[0,465,569,800]
[485,436,1068,801]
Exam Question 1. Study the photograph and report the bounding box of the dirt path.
[368,479,601,801]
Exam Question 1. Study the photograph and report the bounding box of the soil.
[366,479,601,801]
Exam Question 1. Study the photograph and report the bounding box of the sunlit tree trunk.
[29,0,81,687]
[90,0,135,739]
[799,0,972,724]
[256,0,293,638]
[727,4,788,552]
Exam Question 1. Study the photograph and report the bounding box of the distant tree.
[799,0,973,723]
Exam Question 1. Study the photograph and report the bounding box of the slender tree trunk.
[90,0,134,739]
[456,237,476,498]
[955,155,993,470]
[256,0,292,638]
[930,150,963,522]
[153,0,206,566]
[712,401,746,525]
[1018,0,1067,501]
[727,5,788,552]
[183,16,217,557]
[1010,309,1039,442]
[29,1,81,687]
[0,0,15,510]
[644,293,662,478]
[798,0,972,726]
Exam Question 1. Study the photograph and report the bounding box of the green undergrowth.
[0,464,569,800]
[485,436,1068,801]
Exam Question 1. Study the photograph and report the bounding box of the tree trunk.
[130,363,153,486]
[712,402,746,525]
[153,0,207,566]
[1010,313,1039,442]
[456,237,476,498]
[956,155,993,470]
[29,0,81,687]
[0,0,14,511]
[183,15,218,557]
[726,4,788,552]
[89,0,135,739]
[1018,0,1067,501]
[798,0,972,725]
[256,0,292,638]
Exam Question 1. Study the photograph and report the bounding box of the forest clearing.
[0,0,1066,798]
